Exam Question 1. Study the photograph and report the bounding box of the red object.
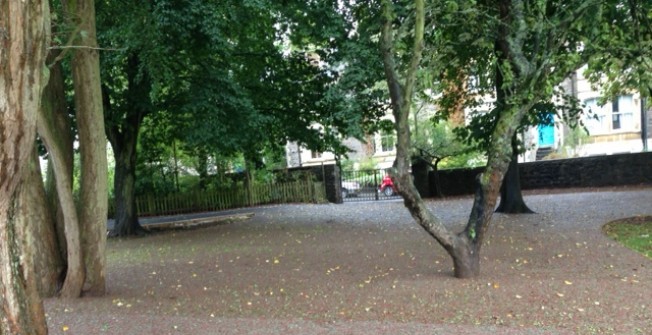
[378,175,395,196]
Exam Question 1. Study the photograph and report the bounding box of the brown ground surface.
[45,187,652,334]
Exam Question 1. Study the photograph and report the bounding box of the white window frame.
[611,95,635,131]
[584,97,609,135]
[376,129,396,153]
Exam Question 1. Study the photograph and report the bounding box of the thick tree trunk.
[105,54,148,237]
[197,153,210,190]
[110,140,145,236]
[38,53,86,297]
[17,147,65,297]
[43,50,74,264]
[450,234,480,278]
[68,0,108,296]
[0,0,50,333]
[495,148,534,213]
[39,133,85,300]
[0,185,49,335]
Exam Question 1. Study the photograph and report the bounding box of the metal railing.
[109,181,326,218]
[340,169,401,202]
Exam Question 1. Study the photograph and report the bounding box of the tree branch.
[403,0,425,109]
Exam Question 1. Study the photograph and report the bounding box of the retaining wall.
[435,152,652,196]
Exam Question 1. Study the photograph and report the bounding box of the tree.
[97,0,267,235]
[0,0,50,333]
[37,49,85,298]
[62,0,109,297]
[38,50,75,297]
[382,0,602,277]
[98,0,388,236]
[584,0,652,151]
[18,145,65,298]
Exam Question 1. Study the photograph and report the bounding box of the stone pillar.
[412,160,431,198]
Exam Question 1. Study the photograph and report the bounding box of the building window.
[584,95,635,134]
[612,95,634,131]
[612,98,621,129]
[379,130,395,152]
[311,150,322,159]
[584,98,608,134]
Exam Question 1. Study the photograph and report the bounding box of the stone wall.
[434,152,652,196]
[288,164,342,203]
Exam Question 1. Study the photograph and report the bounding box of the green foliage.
[558,126,590,158]
[426,0,604,155]
[358,157,379,171]
[584,1,652,99]
[95,0,391,196]
[412,117,482,169]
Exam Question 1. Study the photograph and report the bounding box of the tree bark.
[105,54,148,237]
[67,0,108,296]
[17,146,65,297]
[0,0,50,333]
[110,136,144,236]
[495,136,534,213]
[493,0,534,215]
[42,50,75,266]
[38,55,85,298]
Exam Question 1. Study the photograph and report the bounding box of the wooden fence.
[109,181,326,218]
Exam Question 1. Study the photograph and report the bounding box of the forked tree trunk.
[38,59,86,298]
[67,0,108,296]
[0,0,50,333]
[43,50,74,265]
[380,0,534,278]
[381,0,484,278]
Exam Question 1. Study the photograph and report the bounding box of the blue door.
[538,124,555,147]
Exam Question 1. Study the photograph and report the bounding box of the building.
[525,66,651,162]
[286,66,651,168]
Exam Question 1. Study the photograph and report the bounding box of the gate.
[340,168,402,202]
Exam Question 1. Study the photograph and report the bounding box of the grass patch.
[602,216,652,259]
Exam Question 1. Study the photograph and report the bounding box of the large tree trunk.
[18,147,65,297]
[106,54,148,237]
[495,136,534,213]
[492,0,535,215]
[67,0,108,296]
[1,183,49,335]
[43,50,75,267]
[110,137,144,236]
[38,54,85,297]
[0,0,50,333]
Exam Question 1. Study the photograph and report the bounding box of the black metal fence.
[340,168,402,202]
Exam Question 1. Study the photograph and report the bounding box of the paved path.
[60,187,651,335]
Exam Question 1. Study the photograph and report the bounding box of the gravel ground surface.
[46,187,652,334]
